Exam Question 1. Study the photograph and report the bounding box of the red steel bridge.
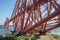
[4,0,60,34]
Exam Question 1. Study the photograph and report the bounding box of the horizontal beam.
[45,23,60,32]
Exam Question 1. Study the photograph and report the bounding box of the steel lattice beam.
[4,0,60,34]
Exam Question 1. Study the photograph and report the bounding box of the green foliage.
[30,34,37,40]
[1,34,60,40]
[31,37,37,40]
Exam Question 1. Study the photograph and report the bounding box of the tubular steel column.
[4,0,60,34]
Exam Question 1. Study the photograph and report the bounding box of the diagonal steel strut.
[23,8,60,33]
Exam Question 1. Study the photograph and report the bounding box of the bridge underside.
[4,0,60,34]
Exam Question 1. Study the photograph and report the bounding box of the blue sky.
[0,0,16,25]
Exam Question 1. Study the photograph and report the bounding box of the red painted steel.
[4,0,60,34]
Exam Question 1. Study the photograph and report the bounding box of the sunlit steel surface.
[4,0,60,34]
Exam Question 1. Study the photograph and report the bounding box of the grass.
[0,33,60,40]
[52,34,60,40]
[4,34,37,40]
